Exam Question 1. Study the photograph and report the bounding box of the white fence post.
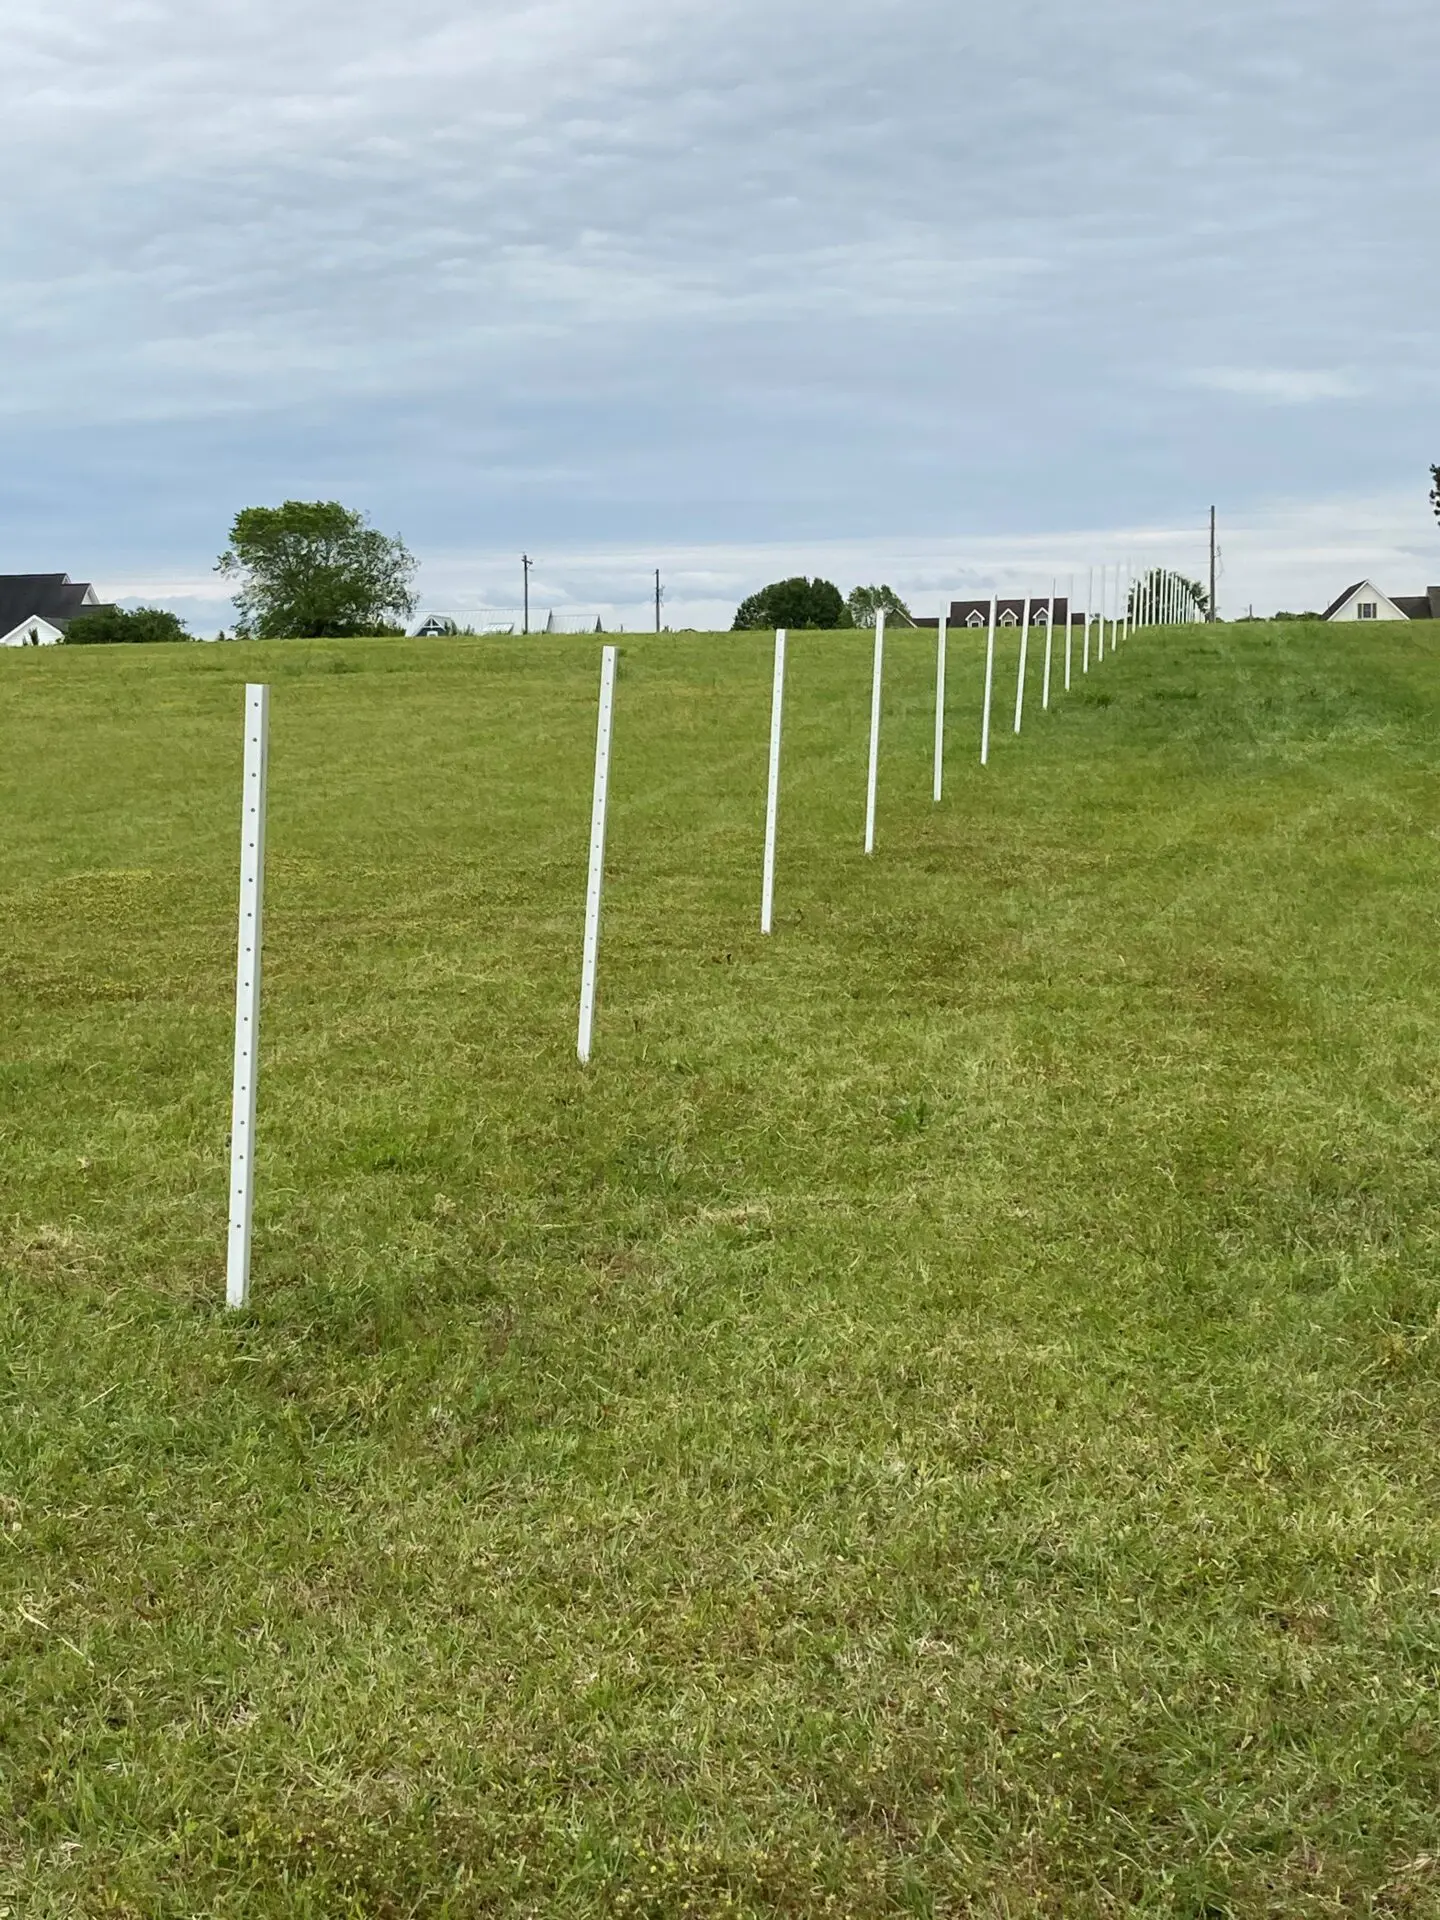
[577,645,617,1063]
[980,594,997,765]
[761,629,786,933]
[1096,568,1104,666]
[864,609,885,853]
[1084,568,1093,673]
[1013,595,1030,733]
[933,612,947,803]
[227,684,269,1310]
[1042,582,1055,710]
[1065,574,1074,690]
[1118,564,1127,643]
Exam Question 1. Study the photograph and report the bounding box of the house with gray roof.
[0,574,114,647]
[1322,581,1440,623]
[913,597,1078,631]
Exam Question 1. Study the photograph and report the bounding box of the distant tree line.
[53,461,1440,647]
[731,578,913,631]
[64,606,190,644]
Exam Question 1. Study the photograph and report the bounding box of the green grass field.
[4,618,1440,1917]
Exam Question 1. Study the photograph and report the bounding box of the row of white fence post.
[223,576,1174,1304]
[1130,566,1200,627]
[973,562,1150,773]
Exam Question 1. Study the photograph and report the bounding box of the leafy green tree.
[731,577,849,631]
[63,605,189,645]
[216,501,418,638]
[845,584,912,628]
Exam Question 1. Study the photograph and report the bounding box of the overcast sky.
[3,0,1437,626]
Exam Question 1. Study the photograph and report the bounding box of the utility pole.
[522,554,533,635]
[655,569,663,634]
[1208,508,1217,623]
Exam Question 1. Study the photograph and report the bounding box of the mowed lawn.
[3,619,1440,1917]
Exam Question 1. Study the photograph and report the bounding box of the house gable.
[0,615,67,648]
[1323,579,1413,622]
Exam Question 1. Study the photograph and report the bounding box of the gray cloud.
[2,0,1437,608]
[1188,369,1366,404]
